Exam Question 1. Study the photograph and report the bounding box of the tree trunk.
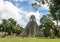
[56,20,58,27]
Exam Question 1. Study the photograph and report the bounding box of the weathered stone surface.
[0,32,8,38]
[22,15,39,37]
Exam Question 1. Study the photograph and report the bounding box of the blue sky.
[0,0,49,27]
[4,0,49,14]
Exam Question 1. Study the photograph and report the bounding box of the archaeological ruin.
[21,15,39,37]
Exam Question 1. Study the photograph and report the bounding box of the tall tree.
[31,0,49,11]
[32,0,60,26]
[40,15,55,38]
[1,19,7,32]
[49,0,60,26]
[0,18,23,35]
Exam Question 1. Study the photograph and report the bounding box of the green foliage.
[0,37,60,42]
[0,18,23,36]
[39,14,60,38]
[32,0,60,26]
[32,3,40,11]
[40,15,55,37]
[31,0,49,11]
[32,0,60,37]
[49,0,60,26]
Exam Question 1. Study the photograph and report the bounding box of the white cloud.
[15,0,28,2]
[58,22,60,25]
[29,0,36,3]
[0,0,42,28]
[25,11,42,25]
[41,4,49,10]
[0,0,24,26]
[18,11,42,27]
[29,0,49,10]
[53,21,60,26]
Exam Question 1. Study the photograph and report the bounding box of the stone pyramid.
[21,15,39,37]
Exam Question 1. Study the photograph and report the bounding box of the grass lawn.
[0,37,60,42]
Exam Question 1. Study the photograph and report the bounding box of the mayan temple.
[22,15,39,37]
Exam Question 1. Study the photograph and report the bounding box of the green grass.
[0,37,60,42]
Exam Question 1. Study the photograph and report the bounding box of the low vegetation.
[0,37,60,42]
